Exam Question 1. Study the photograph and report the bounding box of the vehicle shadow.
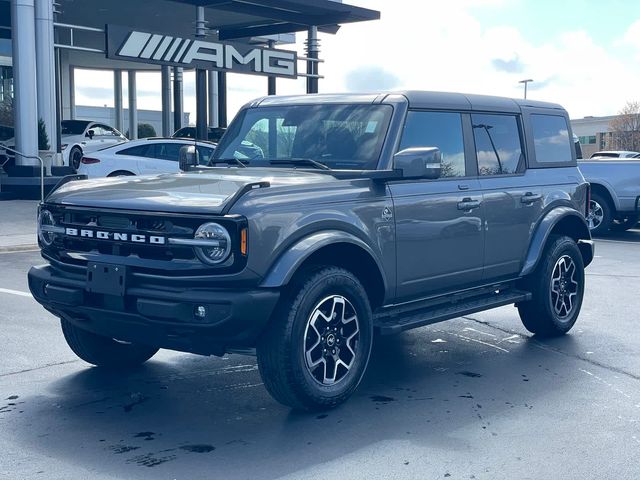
[596,227,640,242]
[6,322,584,479]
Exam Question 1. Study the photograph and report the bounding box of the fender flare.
[520,207,592,277]
[260,230,387,291]
[588,180,619,211]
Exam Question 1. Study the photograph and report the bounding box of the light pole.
[519,78,533,99]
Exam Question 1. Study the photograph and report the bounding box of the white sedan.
[77,138,217,178]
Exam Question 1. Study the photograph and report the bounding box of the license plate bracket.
[86,262,128,296]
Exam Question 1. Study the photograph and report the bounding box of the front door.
[389,110,484,302]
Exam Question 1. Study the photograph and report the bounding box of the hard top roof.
[254,91,565,113]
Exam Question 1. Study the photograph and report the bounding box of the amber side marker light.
[240,228,248,256]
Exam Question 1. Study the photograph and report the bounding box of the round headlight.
[194,222,231,265]
[38,209,56,247]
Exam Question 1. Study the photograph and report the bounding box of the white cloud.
[621,19,640,47]
[73,1,640,123]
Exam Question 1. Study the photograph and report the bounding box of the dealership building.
[0,0,378,196]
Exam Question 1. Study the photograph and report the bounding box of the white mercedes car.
[76,137,217,178]
[61,120,128,169]
[0,119,128,170]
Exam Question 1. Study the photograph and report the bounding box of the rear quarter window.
[531,114,572,164]
[116,145,150,157]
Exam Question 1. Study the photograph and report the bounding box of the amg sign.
[106,25,297,78]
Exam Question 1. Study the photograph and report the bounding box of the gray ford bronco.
[29,91,594,410]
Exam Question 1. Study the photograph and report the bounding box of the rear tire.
[587,192,613,235]
[518,235,585,337]
[257,266,373,411]
[107,170,135,177]
[61,319,158,368]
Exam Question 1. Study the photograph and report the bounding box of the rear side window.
[117,145,150,157]
[399,111,466,177]
[531,114,572,164]
[471,114,523,176]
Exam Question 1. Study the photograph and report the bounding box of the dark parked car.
[172,126,226,143]
[29,91,593,410]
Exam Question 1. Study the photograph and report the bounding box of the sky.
[74,0,640,125]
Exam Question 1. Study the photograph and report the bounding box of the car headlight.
[37,209,57,247]
[193,222,231,265]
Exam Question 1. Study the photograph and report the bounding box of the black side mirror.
[393,147,442,179]
[86,129,94,139]
[179,145,199,172]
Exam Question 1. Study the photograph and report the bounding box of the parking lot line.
[595,238,640,245]
[0,287,32,298]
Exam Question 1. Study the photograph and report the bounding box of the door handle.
[458,184,470,191]
[457,198,481,210]
[521,192,542,204]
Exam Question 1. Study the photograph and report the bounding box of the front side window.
[399,111,466,178]
[213,104,393,170]
[472,114,523,175]
[196,145,215,164]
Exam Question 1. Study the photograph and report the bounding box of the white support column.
[11,0,39,165]
[207,70,219,128]
[35,0,56,155]
[128,70,138,139]
[68,65,76,119]
[161,66,172,136]
[114,70,123,133]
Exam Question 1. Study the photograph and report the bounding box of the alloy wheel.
[303,295,360,386]
[549,255,579,320]
[587,200,603,231]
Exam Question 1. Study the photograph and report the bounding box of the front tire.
[518,235,585,337]
[69,146,83,171]
[257,267,373,411]
[61,319,158,368]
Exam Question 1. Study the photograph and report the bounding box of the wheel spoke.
[304,295,360,386]
[550,255,580,320]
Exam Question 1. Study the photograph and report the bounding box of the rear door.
[388,110,485,302]
[471,113,544,281]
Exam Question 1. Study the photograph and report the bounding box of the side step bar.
[376,289,531,335]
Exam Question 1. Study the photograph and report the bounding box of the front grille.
[42,204,247,275]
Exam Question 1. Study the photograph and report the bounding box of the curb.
[0,244,39,253]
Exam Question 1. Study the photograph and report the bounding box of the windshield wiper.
[208,158,247,168]
[269,158,331,170]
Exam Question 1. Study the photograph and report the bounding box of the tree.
[38,118,50,151]
[125,123,157,139]
[137,123,156,139]
[608,101,640,152]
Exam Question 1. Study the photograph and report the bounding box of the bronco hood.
[46,169,334,214]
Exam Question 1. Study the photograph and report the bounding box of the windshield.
[61,120,90,135]
[212,104,393,170]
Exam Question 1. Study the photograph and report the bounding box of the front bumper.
[28,264,280,356]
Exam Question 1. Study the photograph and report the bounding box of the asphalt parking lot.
[1,230,639,480]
